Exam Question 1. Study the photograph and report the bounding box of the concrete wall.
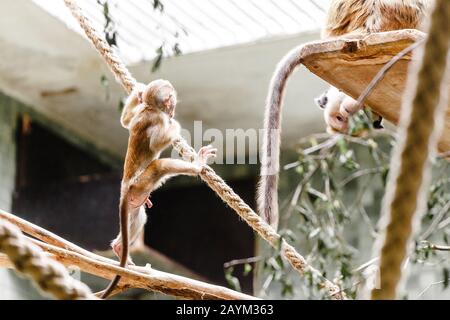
[0,0,327,165]
[0,96,16,210]
[0,94,44,300]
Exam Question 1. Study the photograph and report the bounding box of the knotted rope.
[63,0,344,299]
[0,220,97,300]
[372,0,450,299]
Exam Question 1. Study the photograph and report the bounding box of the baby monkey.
[314,86,383,134]
[101,79,216,298]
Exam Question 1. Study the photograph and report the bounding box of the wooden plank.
[302,29,450,152]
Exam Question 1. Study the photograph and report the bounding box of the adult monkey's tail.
[258,44,308,230]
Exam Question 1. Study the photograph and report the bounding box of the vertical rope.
[0,220,97,300]
[63,0,345,299]
[372,0,450,299]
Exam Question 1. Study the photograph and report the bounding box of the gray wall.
[0,94,44,300]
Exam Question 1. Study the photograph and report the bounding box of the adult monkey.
[258,0,431,230]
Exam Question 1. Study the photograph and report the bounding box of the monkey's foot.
[339,96,362,118]
[196,145,217,166]
[145,198,153,209]
[111,241,135,266]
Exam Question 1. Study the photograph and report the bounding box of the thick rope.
[0,220,97,300]
[63,0,345,299]
[371,0,450,300]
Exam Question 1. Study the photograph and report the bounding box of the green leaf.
[173,43,182,55]
[100,75,109,87]
[309,227,321,239]
[336,136,348,153]
[152,46,164,72]
[153,0,164,11]
[267,257,281,271]
[98,0,118,47]
[100,75,110,101]
[118,98,125,112]
[275,255,285,269]
[224,267,241,292]
[443,268,449,289]
[243,263,252,276]
[281,279,294,297]
[280,229,297,242]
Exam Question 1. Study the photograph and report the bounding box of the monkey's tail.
[101,199,129,299]
[257,44,308,230]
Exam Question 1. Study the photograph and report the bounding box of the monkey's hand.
[195,145,217,167]
[339,96,361,118]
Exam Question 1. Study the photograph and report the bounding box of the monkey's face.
[325,107,349,133]
[143,79,178,118]
[315,87,349,133]
[314,90,329,110]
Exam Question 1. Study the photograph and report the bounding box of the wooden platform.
[301,29,449,153]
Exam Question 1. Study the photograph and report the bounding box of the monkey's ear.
[373,118,384,129]
[314,97,325,109]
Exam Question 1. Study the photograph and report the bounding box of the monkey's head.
[141,79,177,118]
[315,87,349,133]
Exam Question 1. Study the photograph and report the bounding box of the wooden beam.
[301,29,450,152]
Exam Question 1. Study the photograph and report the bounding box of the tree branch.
[429,244,450,251]
[0,210,257,300]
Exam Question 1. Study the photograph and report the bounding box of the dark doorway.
[12,116,256,293]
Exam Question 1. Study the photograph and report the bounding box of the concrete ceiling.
[0,0,328,167]
[33,0,330,63]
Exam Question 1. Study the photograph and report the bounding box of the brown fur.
[101,80,216,298]
[323,0,430,38]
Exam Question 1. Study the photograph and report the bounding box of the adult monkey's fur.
[323,0,429,38]
[258,0,431,230]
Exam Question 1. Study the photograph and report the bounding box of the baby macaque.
[101,80,216,298]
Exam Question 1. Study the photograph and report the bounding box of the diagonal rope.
[63,0,345,299]
[371,0,450,300]
[0,219,97,300]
